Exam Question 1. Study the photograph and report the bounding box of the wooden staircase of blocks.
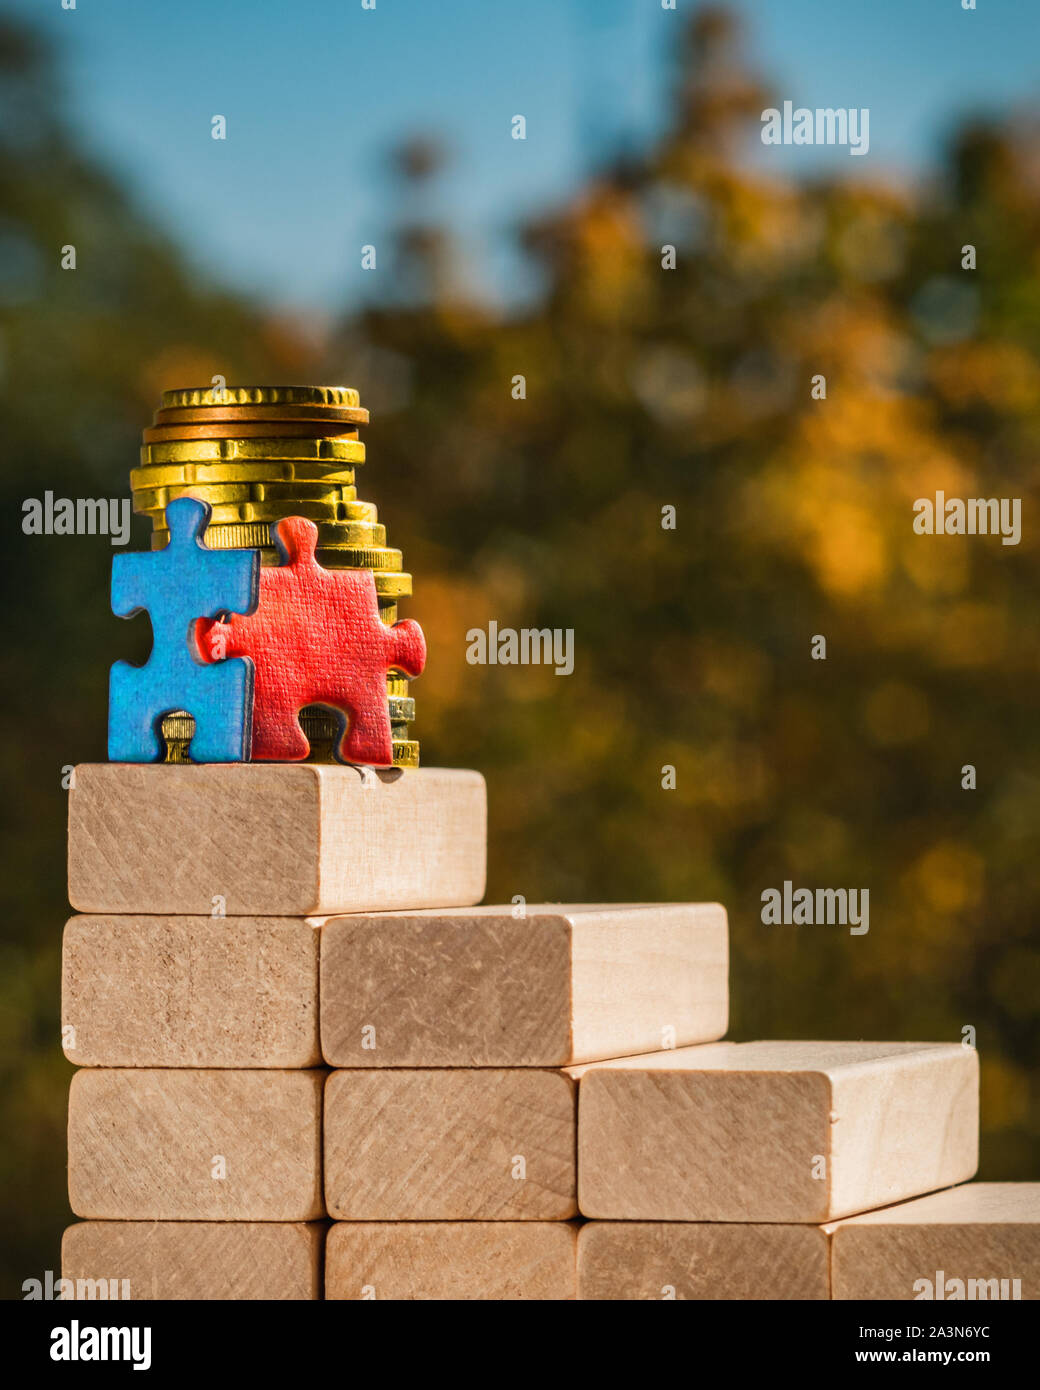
[62,764,1040,1300]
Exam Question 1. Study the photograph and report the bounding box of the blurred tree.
[354,5,1040,1187]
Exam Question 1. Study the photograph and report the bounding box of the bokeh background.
[3,0,1039,1296]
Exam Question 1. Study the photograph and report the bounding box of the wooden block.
[67,763,486,915]
[572,1041,978,1222]
[578,1221,830,1300]
[326,1222,578,1300]
[319,902,727,1067]
[68,1069,324,1220]
[62,914,320,1067]
[832,1183,1040,1300]
[61,1222,323,1300]
[324,1069,577,1219]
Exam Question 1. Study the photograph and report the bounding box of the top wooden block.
[67,763,486,915]
[572,1041,979,1222]
[831,1182,1040,1300]
[319,902,728,1066]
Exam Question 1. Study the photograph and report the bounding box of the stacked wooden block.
[63,763,1039,1299]
[319,896,728,1298]
[62,763,486,1300]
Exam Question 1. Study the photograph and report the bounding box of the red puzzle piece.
[197,516,425,766]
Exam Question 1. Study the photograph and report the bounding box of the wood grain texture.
[831,1183,1040,1300]
[324,1068,577,1219]
[68,1069,324,1220]
[326,1222,578,1300]
[318,902,727,1067]
[67,763,486,915]
[62,914,320,1067]
[572,1041,978,1222]
[61,1221,323,1300]
[578,1221,830,1300]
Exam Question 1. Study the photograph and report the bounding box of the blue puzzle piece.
[108,496,260,762]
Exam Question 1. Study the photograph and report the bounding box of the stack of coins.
[131,385,419,767]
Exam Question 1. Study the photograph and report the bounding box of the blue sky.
[12,0,1040,313]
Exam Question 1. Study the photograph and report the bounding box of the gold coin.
[141,437,365,466]
[302,521,388,548]
[138,495,378,524]
[386,673,410,695]
[147,524,412,592]
[131,460,359,488]
[143,420,362,443]
[159,713,198,741]
[151,516,393,548]
[149,498,353,527]
[135,487,361,513]
[154,403,368,427]
[308,544,404,569]
[144,511,388,549]
[297,709,342,738]
[161,739,193,765]
[345,504,381,527]
[299,742,421,769]
[294,707,417,739]
[133,480,357,513]
[150,522,267,549]
[391,740,420,768]
[161,725,418,766]
[161,694,414,745]
[328,566,412,597]
[134,483,251,512]
[161,385,361,410]
[292,704,416,737]
[249,480,361,504]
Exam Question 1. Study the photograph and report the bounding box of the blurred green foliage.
[2,10,1038,1296]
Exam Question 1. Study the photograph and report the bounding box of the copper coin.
[142,421,362,443]
[153,403,369,427]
